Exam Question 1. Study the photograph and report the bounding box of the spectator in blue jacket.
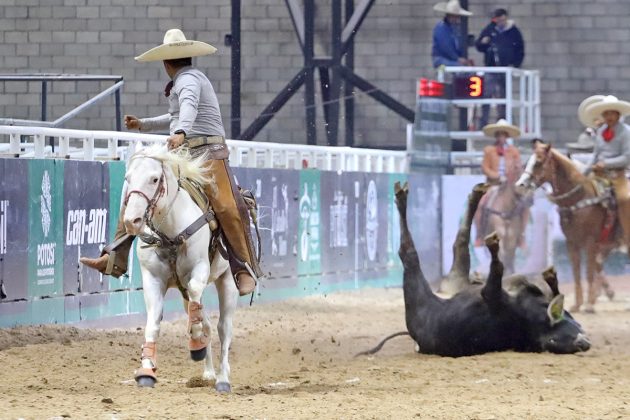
[475,8,525,127]
[431,0,474,68]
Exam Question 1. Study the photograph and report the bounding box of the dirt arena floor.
[2,276,630,420]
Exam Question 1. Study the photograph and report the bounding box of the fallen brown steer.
[358,182,590,357]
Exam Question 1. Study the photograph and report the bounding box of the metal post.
[115,86,121,132]
[505,68,513,123]
[40,81,47,121]
[231,0,241,138]
[344,0,355,147]
[304,0,316,145]
[458,0,470,133]
[327,0,343,146]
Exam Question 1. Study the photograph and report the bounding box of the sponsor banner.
[358,173,390,273]
[0,159,30,301]
[319,171,361,275]
[297,170,321,276]
[28,160,65,298]
[408,171,442,283]
[232,167,299,282]
[64,160,108,294]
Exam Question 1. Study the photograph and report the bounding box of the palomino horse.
[123,146,238,391]
[477,183,532,275]
[516,143,623,312]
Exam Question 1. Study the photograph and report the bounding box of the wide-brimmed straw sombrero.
[135,29,217,62]
[482,119,520,138]
[433,0,473,16]
[577,95,605,127]
[583,95,630,123]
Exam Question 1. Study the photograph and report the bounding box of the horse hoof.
[215,382,231,393]
[583,305,595,314]
[606,290,615,301]
[190,347,207,361]
[569,305,580,313]
[136,376,156,388]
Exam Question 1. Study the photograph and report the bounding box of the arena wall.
[0,1,629,148]
[0,158,444,327]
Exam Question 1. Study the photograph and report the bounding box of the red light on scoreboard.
[417,78,445,97]
[453,74,485,99]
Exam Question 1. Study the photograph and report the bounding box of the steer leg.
[542,266,561,297]
[481,232,503,306]
[443,183,489,294]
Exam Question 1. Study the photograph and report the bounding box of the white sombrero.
[577,95,605,127]
[482,119,520,138]
[583,95,630,123]
[135,29,217,62]
[433,0,473,16]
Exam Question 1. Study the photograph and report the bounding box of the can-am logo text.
[66,208,108,246]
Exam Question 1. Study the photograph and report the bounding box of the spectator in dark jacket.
[431,0,474,68]
[475,8,525,127]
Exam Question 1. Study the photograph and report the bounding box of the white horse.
[123,145,238,392]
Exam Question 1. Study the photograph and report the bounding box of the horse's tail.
[354,331,410,357]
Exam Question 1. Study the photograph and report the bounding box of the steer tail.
[354,331,410,357]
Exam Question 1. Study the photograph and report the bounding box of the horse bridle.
[124,160,168,222]
[525,148,584,205]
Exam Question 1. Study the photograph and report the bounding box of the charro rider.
[80,29,263,296]
[582,95,630,247]
[474,119,526,246]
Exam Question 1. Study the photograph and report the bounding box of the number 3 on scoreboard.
[469,76,482,97]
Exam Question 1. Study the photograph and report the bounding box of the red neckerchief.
[164,80,174,97]
[495,144,505,156]
[602,126,614,142]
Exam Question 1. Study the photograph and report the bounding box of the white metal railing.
[0,125,408,173]
[440,66,541,140]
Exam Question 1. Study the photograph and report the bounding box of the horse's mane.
[549,147,587,184]
[131,145,213,186]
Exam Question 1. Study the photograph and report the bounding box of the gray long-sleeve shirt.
[139,66,225,138]
[585,122,630,170]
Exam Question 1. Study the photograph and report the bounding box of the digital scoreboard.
[452,74,486,99]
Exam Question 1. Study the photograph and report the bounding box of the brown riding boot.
[235,271,256,296]
[203,159,264,296]
[80,210,134,278]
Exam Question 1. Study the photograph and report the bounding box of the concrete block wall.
[0,0,629,148]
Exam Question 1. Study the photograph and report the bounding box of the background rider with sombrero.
[582,95,630,248]
[568,95,606,157]
[80,29,263,296]
[431,0,474,68]
[474,119,528,247]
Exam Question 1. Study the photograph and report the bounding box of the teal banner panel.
[28,160,65,298]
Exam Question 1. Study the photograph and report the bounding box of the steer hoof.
[484,231,500,253]
[394,182,409,211]
[583,304,595,314]
[136,376,157,388]
[190,347,207,361]
[215,382,232,393]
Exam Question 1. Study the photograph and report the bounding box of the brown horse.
[476,183,532,276]
[516,143,624,312]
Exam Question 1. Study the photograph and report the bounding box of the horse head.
[123,149,176,236]
[515,143,554,191]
